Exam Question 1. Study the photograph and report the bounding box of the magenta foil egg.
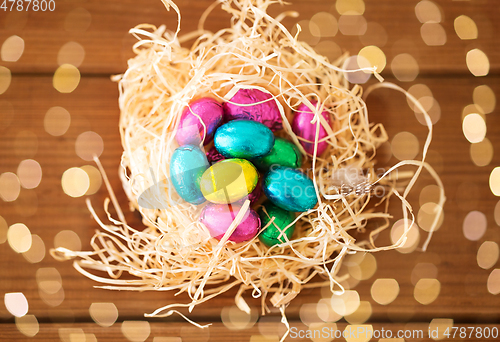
[175,97,223,146]
[291,101,331,155]
[223,88,283,131]
[200,203,261,243]
[206,145,226,164]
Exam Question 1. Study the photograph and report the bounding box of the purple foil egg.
[291,101,331,155]
[223,88,282,131]
[175,97,223,146]
[200,203,261,243]
[206,145,226,164]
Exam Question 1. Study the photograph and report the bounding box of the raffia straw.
[51,0,445,340]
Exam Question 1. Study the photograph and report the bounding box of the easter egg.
[258,201,296,247]
[200,158,259,204]
[206,145,226,164]
[291,101,331,155]
[262,166,318,212]
[169,145,210,204]
[200,203,260,243]
[175,97,223,146]
[223,88,283,131]
[252,137,303,171]
[214,120,274,159]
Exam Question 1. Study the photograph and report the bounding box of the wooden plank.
[1,322,498,342]
[0,0,498,75]
[0,74,499,323]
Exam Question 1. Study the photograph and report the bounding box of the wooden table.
[1,0,499,341]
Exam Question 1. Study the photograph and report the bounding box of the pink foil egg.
[175,97,223,146]
[200,203,261,243]
[291,101,331,155]
[223,88,282,131]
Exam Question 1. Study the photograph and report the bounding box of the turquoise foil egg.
[263,166,318,212]
[169,145,210,204]
[214,120,274,159]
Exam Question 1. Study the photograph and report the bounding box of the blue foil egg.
[214,120,274,159]
[169,145,210,204]
[262,166,318,212]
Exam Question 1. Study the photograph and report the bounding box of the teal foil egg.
[253,137,302,172]
[214,120,274,159]
[263,166,318,212]
[169,145,210,204]
[258,200,296,247]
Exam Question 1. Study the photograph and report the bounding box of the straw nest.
[53,0,445,336]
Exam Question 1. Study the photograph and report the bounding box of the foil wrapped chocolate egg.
[206,145,226,164]
[262,166,318,212]
[175,97,223,146]
[200,203,261,243]
[291,101,331,155]
[258,200,296,247]
[214,120,274,159]
[169,145,210,204]
[200,158,259,204]
[223,88,283,131]
[252,137,303,172]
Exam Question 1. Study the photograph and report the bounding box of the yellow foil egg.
[200,159,259,204]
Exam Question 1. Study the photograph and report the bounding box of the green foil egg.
[258,200,296,247]
[252,137,302,171]
[263,166,318,212]
[214,120,275,159]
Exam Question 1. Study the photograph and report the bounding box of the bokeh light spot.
[490,167,500,196]
[53,64,81,93]
[22,234,45,264]
[1,35,25,62]
[454,15,478,40]
[338,15,367,36]
[371,279,399,305]
[90,303,119,327]
[17,159,42,189]
[391,132,419,160]
[64,8,92,33]
[15,314,39,337]
[4,293,29,317]
[466,49,489,77]
[477,241,499,270]
[54,230,82,252]
[462,113,486,143]
[463,210,487,241]
[311,12,338,37]
[415,1,442,23]
[0,172,21,202]
[7,223,31,253]
[358,45,386,73]
[0,66,12,94]
[44,106,71,136]
[420,23,447,46]
[391,53,419,82]
[75,131,104,161]
[473,85,496,114]
[414,278,440,305]
[58,41,85,67]
[470,138,493,167]
[61,168,90,198]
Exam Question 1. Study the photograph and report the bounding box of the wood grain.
[2,322,498,341]
[1,75,499,325]
[1,0,500,340]
[0,0,498,75]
